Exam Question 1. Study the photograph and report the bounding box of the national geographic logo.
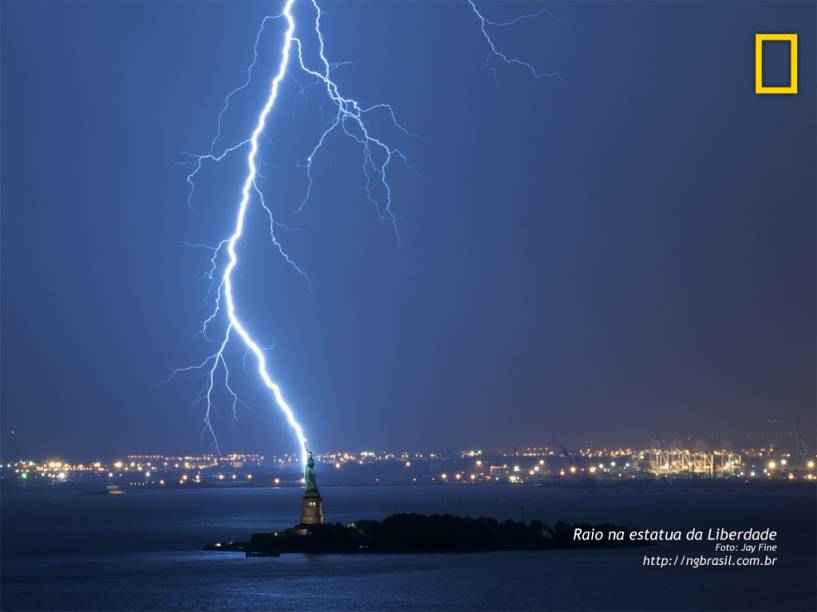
[755,33,798,95]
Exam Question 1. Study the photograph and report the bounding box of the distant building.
[489,465,508,480]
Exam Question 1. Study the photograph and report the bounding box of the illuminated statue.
[304,449,319,494]
[299,449,324,526]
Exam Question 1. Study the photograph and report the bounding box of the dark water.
[2,485,815,610]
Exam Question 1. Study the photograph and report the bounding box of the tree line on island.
[236,513,651,555]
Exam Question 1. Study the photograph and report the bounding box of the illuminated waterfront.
[3,445,815,490]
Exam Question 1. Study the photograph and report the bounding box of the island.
[204,513,650,557]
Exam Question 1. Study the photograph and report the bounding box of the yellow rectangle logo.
[755,33,798,94]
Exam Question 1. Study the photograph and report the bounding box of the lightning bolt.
[172,0,558,467]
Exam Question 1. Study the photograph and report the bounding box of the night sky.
[2,1,814,460]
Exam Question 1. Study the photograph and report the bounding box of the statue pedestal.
[299,490,324,526]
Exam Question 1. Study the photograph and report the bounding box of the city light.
[3,447,813,489]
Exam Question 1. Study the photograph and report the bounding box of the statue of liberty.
[299,449,324,525]
[304,449,319,493]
